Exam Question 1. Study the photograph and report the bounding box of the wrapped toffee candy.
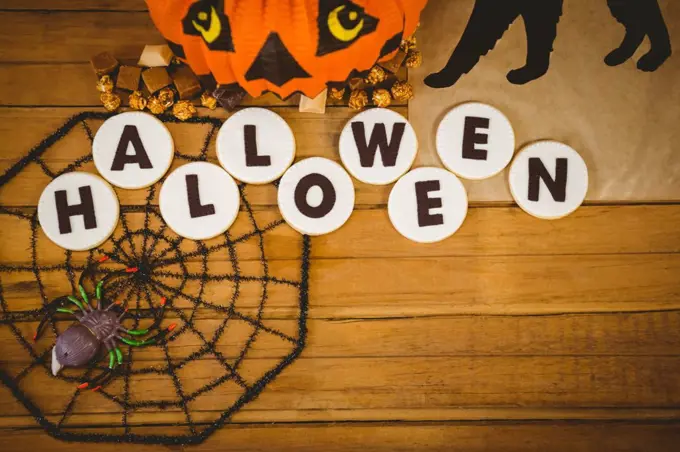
[90,51,119,77]
[138,44,174,67]
[100,92,121,112]
[200,92,218,110]
[405,50,422,69]
[171,65,201,100]
[213,85,246,111]
[390,80,414,102]
[380,49,407,74]
[172,100,196,121]
[372,88,392,108]
[157,87,176,109]
[96,75,114,93]
[142,67,172,93]
[116,66,142,91]
[299,89,327,114]
[328,86,345,101]
[128,91,148,111]
[348,89,368,110]
[365,65,388,85]
[147,95,165,115]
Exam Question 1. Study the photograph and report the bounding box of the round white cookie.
[436,102,515,180]
[159,162,240,240]
[216,107,296,184]
[339,107,418,185]
[37,172,119,251]
[93,111,174,189]
[277,157,355,236]
[388,167,468,243]
[508,141,588,219]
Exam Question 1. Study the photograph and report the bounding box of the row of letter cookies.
[38,105,588,250]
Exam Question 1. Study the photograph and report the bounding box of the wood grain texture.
[0,4,679,451]
[4,311,680,362]
[2,252,679,316]
[2,205,679,264]
[1,422,679,452]
[0,1,146,11]
[0,12,160,62]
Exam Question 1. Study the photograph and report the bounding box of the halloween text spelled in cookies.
[38,106,588,247]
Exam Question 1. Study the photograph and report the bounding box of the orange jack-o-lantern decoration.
[145,0,428,98]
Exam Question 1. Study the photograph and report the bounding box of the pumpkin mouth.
[245,32,311,87]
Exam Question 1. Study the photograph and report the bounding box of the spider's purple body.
[54,309,121,369]
[40,261,176,388]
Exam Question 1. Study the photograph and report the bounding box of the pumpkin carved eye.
[317,0,379,56]
[181,0,234,52]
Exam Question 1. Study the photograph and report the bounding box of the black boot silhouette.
[425,0,563,88]
[605,0,671,71]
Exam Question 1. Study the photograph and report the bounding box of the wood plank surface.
[3,205,680,265]
[1,422,680,452]
[4,311,680,361]
[0,1,146,11]
[0,2,679,451]
[2,251,680,315]
[4,355,680,413]
[0,12,160,62]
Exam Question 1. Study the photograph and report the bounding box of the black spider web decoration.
[0,112,310,445]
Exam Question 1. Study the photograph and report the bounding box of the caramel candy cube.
[116,66,142,91]
[90,51,119,77]
[379,49,407,74]
[142,67,172,93]
[172,66,202,100]
[138,44,174,67]
[299,89,327,114]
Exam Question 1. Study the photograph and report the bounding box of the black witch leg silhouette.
[605,0,671,71]
[425,0,563,88]
[507,0,563,84]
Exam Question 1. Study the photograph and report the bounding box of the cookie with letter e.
[388,167,468,243]
[509,141,589,219]
[436,102,515,180]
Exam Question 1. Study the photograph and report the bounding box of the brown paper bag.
[409,0,680,201]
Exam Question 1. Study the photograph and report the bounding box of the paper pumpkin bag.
[145,0,428,98]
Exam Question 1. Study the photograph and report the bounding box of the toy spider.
[33,256,178,391]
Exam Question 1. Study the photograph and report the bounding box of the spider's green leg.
[120,337,153,347]
[79,352,116,391]
[67,295,86,312]
[96,280,104,301]
[120,323,178,347]
[34,296,78,341]
[78,285,90,306]
[114,347,123,365]
[125,328,149,336]
[108,349,116,369]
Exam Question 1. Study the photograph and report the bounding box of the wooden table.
[1,2,679,451]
